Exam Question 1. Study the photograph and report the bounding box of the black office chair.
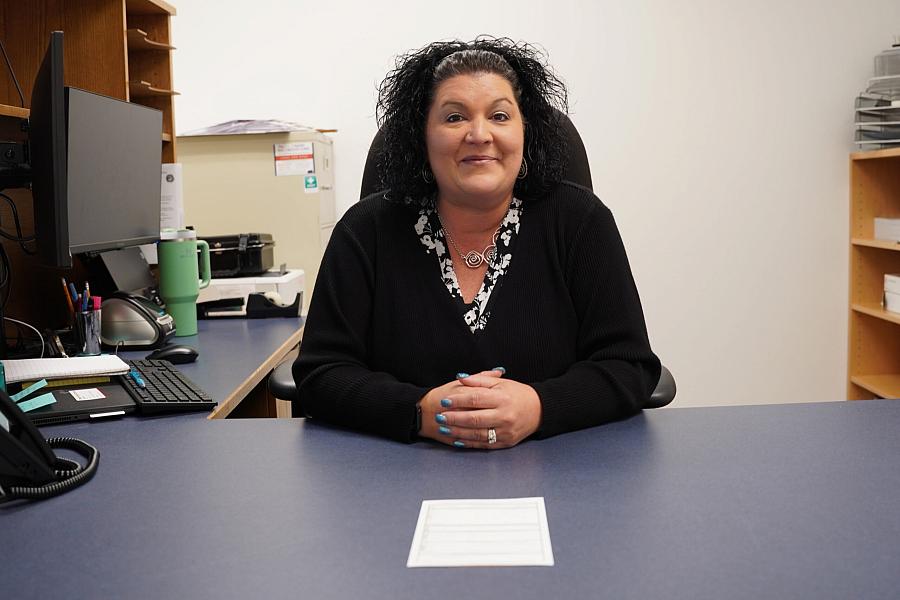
[269,111,676,413]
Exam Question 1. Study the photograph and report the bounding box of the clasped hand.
[418,369,541,449]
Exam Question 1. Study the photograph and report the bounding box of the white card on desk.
[69,388,106,401]
[406,497,554,568]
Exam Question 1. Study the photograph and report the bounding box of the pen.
[61,277,75,315]
[129,368,146,389]
[68,282,78,305]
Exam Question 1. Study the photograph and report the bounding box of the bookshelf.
[0,0,178,329]
[848,146,900,400]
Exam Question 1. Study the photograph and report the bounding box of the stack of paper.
[854,94,900,150]
[1,355,130,384]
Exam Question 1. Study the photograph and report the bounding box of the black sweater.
[293,182,660,443]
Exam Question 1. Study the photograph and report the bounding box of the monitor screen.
[65,87,162,255]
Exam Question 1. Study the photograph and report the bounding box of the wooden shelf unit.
[848,146,900,400]
[0,1,178,330]
[0,0,177,157]
[126,28,176,52]
[0,104,28,119]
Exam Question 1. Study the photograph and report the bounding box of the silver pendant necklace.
[436,211,501,269]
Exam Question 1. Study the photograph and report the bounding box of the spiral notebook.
[1,355,130,384]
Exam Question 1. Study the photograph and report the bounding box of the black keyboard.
[121,359,217,414]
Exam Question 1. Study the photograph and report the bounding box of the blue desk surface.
[5,400,900,599]
[119,318,302,418]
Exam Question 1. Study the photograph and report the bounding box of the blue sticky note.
[17,392,56,413]
[11,379,48,403]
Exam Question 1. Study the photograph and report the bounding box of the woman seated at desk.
[294,38,660,449]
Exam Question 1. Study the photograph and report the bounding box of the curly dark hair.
[375,37,569,203]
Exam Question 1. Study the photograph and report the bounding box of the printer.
[196,269,305,318]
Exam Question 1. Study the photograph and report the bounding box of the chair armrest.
[268,359,676,414]
[646,365,676,409]
[268,360,297,402]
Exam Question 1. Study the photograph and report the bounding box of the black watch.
[413,403,422,437]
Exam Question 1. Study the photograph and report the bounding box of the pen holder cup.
[73,310,102,356]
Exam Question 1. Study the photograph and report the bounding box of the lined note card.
[407,497,554,568]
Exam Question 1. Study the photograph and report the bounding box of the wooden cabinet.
[848,147,900,400]
[0,0,177,158]
[0,0,177,329]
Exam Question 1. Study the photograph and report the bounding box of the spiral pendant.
[437,210,505,270]
[463,251,484,268]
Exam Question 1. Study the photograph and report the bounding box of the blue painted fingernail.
[457,372,470,379]
[492,366,506,374]
[435,413,447,424]
[453,441,466,448]
[439,426,451,435]
[441,398,452,408]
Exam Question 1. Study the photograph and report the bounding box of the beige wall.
[177,131,335,312]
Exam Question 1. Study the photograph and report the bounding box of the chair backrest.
[359,109,593,199]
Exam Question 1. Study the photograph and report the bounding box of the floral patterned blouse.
[414,198,523,332]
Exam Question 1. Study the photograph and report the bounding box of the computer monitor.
[29,31,163,269]
[65,87,162,256]
[29,31,67,267]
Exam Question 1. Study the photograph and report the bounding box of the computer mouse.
[146,344,199,364]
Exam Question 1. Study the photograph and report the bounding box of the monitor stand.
[78,246,159,302]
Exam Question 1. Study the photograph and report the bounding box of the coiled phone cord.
[0,437,99,503]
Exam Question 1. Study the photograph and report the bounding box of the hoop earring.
[517,159,528,180]
[422,165,434,183]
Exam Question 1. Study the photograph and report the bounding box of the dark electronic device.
[25,31,163,269]
[122,359,216,414]
[23,384,136,426]
[0,389,99,503]
[100,292,175,349]
[64,87,161,256]
[146,344,198,364]
[25,32,66,265]
[207,233,275,277]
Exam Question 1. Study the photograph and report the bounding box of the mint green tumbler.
[158,229,211,336]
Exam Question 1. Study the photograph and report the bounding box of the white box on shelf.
[874,217,900,242]
[885,291,900,314]
[886,273,900,295]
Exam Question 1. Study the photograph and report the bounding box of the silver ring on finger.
[487,428,497,445]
